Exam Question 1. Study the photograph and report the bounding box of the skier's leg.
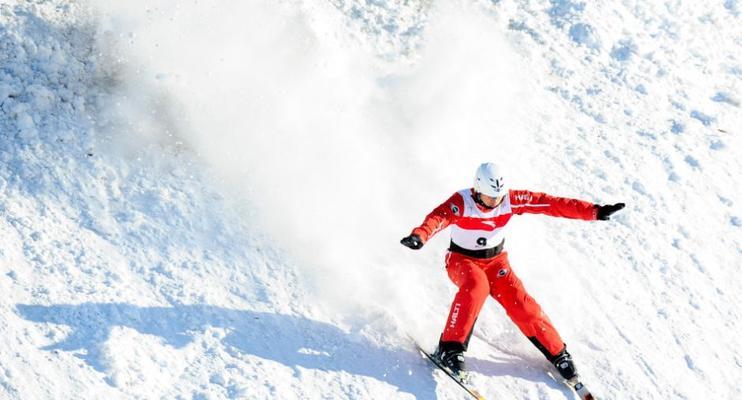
[484,253,566,359]
[435,253,489,376]
[440,253,490,349]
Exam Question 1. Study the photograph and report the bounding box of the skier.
[401,162,624,382]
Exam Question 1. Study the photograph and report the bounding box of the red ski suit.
[411,189,597,358]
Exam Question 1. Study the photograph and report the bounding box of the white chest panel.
[450,189,513,250]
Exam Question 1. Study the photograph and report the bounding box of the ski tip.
[577,385,595,400]
[569,379,596,400]
[468,391,486,400]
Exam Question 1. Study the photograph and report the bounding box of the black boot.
[528,338,579,381]
[434,341,468,380]
[552,349,578,381]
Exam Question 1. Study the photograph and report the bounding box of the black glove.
[596,203,625,220]
[400,234,424,250]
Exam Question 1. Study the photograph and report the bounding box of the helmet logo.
[490,177,504,192]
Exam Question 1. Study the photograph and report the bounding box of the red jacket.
[412,189,597,244]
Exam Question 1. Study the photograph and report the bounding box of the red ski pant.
[441,251,565,357]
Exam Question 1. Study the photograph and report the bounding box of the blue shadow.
[16,303,437,398]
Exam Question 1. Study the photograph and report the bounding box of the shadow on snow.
[17,303,438,397]
[16,303,571,398]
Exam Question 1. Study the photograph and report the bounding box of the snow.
[1,0,740,399]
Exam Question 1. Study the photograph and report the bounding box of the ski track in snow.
[1,0,741,399]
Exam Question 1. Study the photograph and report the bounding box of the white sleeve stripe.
[511,204,551,208]
[431,220,445,235]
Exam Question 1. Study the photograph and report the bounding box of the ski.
[565,377,596,400]
[474,333,597,399]
[544,369,597,400]
[411,341,487,400]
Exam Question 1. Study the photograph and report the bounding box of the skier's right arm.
[402,192,464,249]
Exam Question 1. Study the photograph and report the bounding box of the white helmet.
[473,162,508,197]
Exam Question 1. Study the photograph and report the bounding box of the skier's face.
[478,193,505,208]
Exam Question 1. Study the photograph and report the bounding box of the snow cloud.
[88,0,530,321]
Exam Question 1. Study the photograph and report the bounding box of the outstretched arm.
[401,192,464,249]
[510,190,598,220]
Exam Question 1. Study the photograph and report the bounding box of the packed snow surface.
[1,0,740,399]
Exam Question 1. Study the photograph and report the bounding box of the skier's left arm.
[510,190,624,221]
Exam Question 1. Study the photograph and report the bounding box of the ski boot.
[434,341,469,382]
[552,348,578,381]
[553,350,595,399]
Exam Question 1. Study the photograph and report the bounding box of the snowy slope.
[1,0,740,399]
